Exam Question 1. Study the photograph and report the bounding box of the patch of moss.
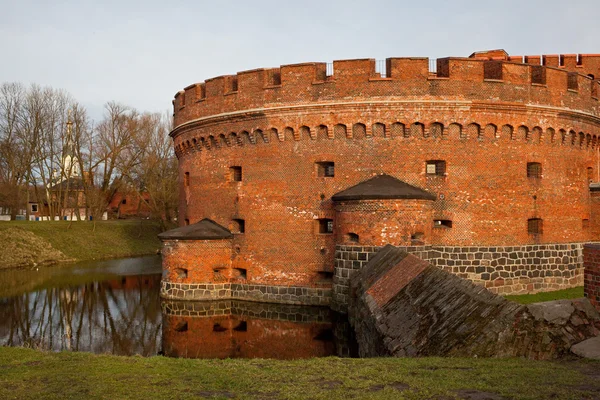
[505,287,585,304]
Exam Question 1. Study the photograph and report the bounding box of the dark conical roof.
[158,218,233,240]
[332,174,436,201]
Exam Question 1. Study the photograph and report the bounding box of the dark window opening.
[233,321,247,332]
[313,328,334,341]
[411,232,424,245]
[583,219,590,229]
[528,218,543,235]
[316,161,335,177]
[233,268,247,279]
[30,204,38,212]
[484,61,503,80]
[559,55,565,67]
[175,268,188,279]
[174,321,188,333]
[213,268,225,280]
[230,166,242,182]
[317,218,333,234]
[345,232,359,243]
[426,160,446,176]
[184,219,190,226]
[121,198,127,205]
[232,219,245,234]
[184,172,190,187]
[527,162,542,179]
[568,73,579,91]
[531,65,546,85]
[213,323,228,332]
[434,220,452,228]
[317,271,334,282]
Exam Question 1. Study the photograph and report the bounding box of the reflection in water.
[162,300,356,359]
[0,256,355,358]
[0,257,163,356]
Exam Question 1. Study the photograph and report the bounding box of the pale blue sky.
[1,0,598,121]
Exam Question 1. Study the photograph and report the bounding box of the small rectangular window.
[232,219,245,233]
[531,65,546,85]
[567,73,578,91]
[434,220,452,228]
[184,172,190,187]
[184,219,190,226]
[527,162,542,179]
[484,61,503,80]
[426,160,446,176]
[317,218,333,234]
[30,204,38,212]
[528,218,543,235]
[230,166,242,182]
[316,162,335,177]
[583,219,590,229]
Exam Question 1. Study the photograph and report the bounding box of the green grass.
[0,220,163,262]
[505,287,585,304]
[0,348,598,400]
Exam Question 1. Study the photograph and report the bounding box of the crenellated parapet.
[172,55,600,131]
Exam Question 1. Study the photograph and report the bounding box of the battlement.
[173,54,600,129]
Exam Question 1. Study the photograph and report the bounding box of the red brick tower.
[162,51,600,306]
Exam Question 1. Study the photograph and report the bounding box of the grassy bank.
[0,348,598,400]
[505,287,585,304]
[0,220,163,268]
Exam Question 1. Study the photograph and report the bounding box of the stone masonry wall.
[584,244,600,311]
[161,281,331,306]
[333,243,587,312]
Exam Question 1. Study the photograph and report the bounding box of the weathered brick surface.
[161,300,334,359]
[349,245,600,360]
[584,244,600,310]
[162,239,232,283]
[336,199,433,246]
[167,53,600,301]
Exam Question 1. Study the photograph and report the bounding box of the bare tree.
[0,82,29,219]
[125,112,178,229]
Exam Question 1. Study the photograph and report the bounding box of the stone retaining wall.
[584,244,600,311]
[333,243,587,313]
[161,299,333,322]
[160,281,331,306]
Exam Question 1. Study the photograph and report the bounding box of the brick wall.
[335,199,433,246]
[584,244,600,311]
[161,239,232,283]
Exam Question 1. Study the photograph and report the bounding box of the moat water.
[0,256,354,358]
